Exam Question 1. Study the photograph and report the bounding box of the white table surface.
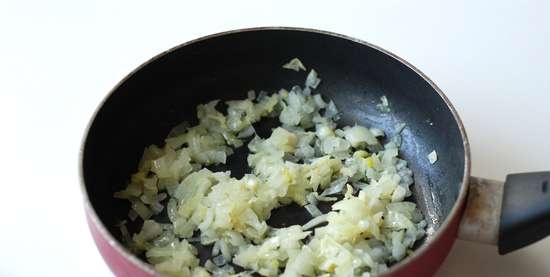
[2,1,550,276]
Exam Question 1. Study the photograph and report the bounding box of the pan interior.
[82,29,466,261]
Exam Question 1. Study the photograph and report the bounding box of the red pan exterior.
[81,27,471,277]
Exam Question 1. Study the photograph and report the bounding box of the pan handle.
[458,173,550,254]
[458,177,503,245]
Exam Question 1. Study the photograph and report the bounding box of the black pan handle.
[498,172,550,254]
[458,172,550,254]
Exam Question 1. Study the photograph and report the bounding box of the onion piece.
[128,209,138,221]
[237,125,256,138]
[302,214,329,230]
[370,128,385,137]
[313,94,327,108]
[305,203,323,217]
[150,202,164,214]
[376,95,391,113]
[308,191,337,204]
[343,125,378,147]
[306,192,318,206]
[352,182,368,190]
[212,255,227,266]
[282,58,306,72]
[305,69,321,89]
[324,100,339,120]
[321,177,348,196]
[428,150,438,164]
[117,220,131,243]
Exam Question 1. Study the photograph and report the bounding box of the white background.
[2,1,550,276]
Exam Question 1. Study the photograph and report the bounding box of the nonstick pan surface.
[82,27,469,276]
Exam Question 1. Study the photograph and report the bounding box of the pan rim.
[79,26,471,276]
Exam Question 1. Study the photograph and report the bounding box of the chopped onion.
[282,58,306,72]
[151,202,164,214]
[313,94,327,108]
[343,125,379,147]
[128,209,138,221]
[115,59,426,277]
[428,150,438,164]
[306,192,318,206]
[304,203,323,217]
[324,100,339,119]
[316,195,337,202]
[352,182,368,190]
[117,220,131,243]
[370,128,385,137]
[305,69,321,89]
[321,177,348,196]
[237,125,256,138]
[308,191,337,204]
[212,255,226,266]
[376,95,391,113]
[131,200,152,220]
[302,214,329,230]
[391,185,407,202]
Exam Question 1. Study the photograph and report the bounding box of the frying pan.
[80,27,550,277]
